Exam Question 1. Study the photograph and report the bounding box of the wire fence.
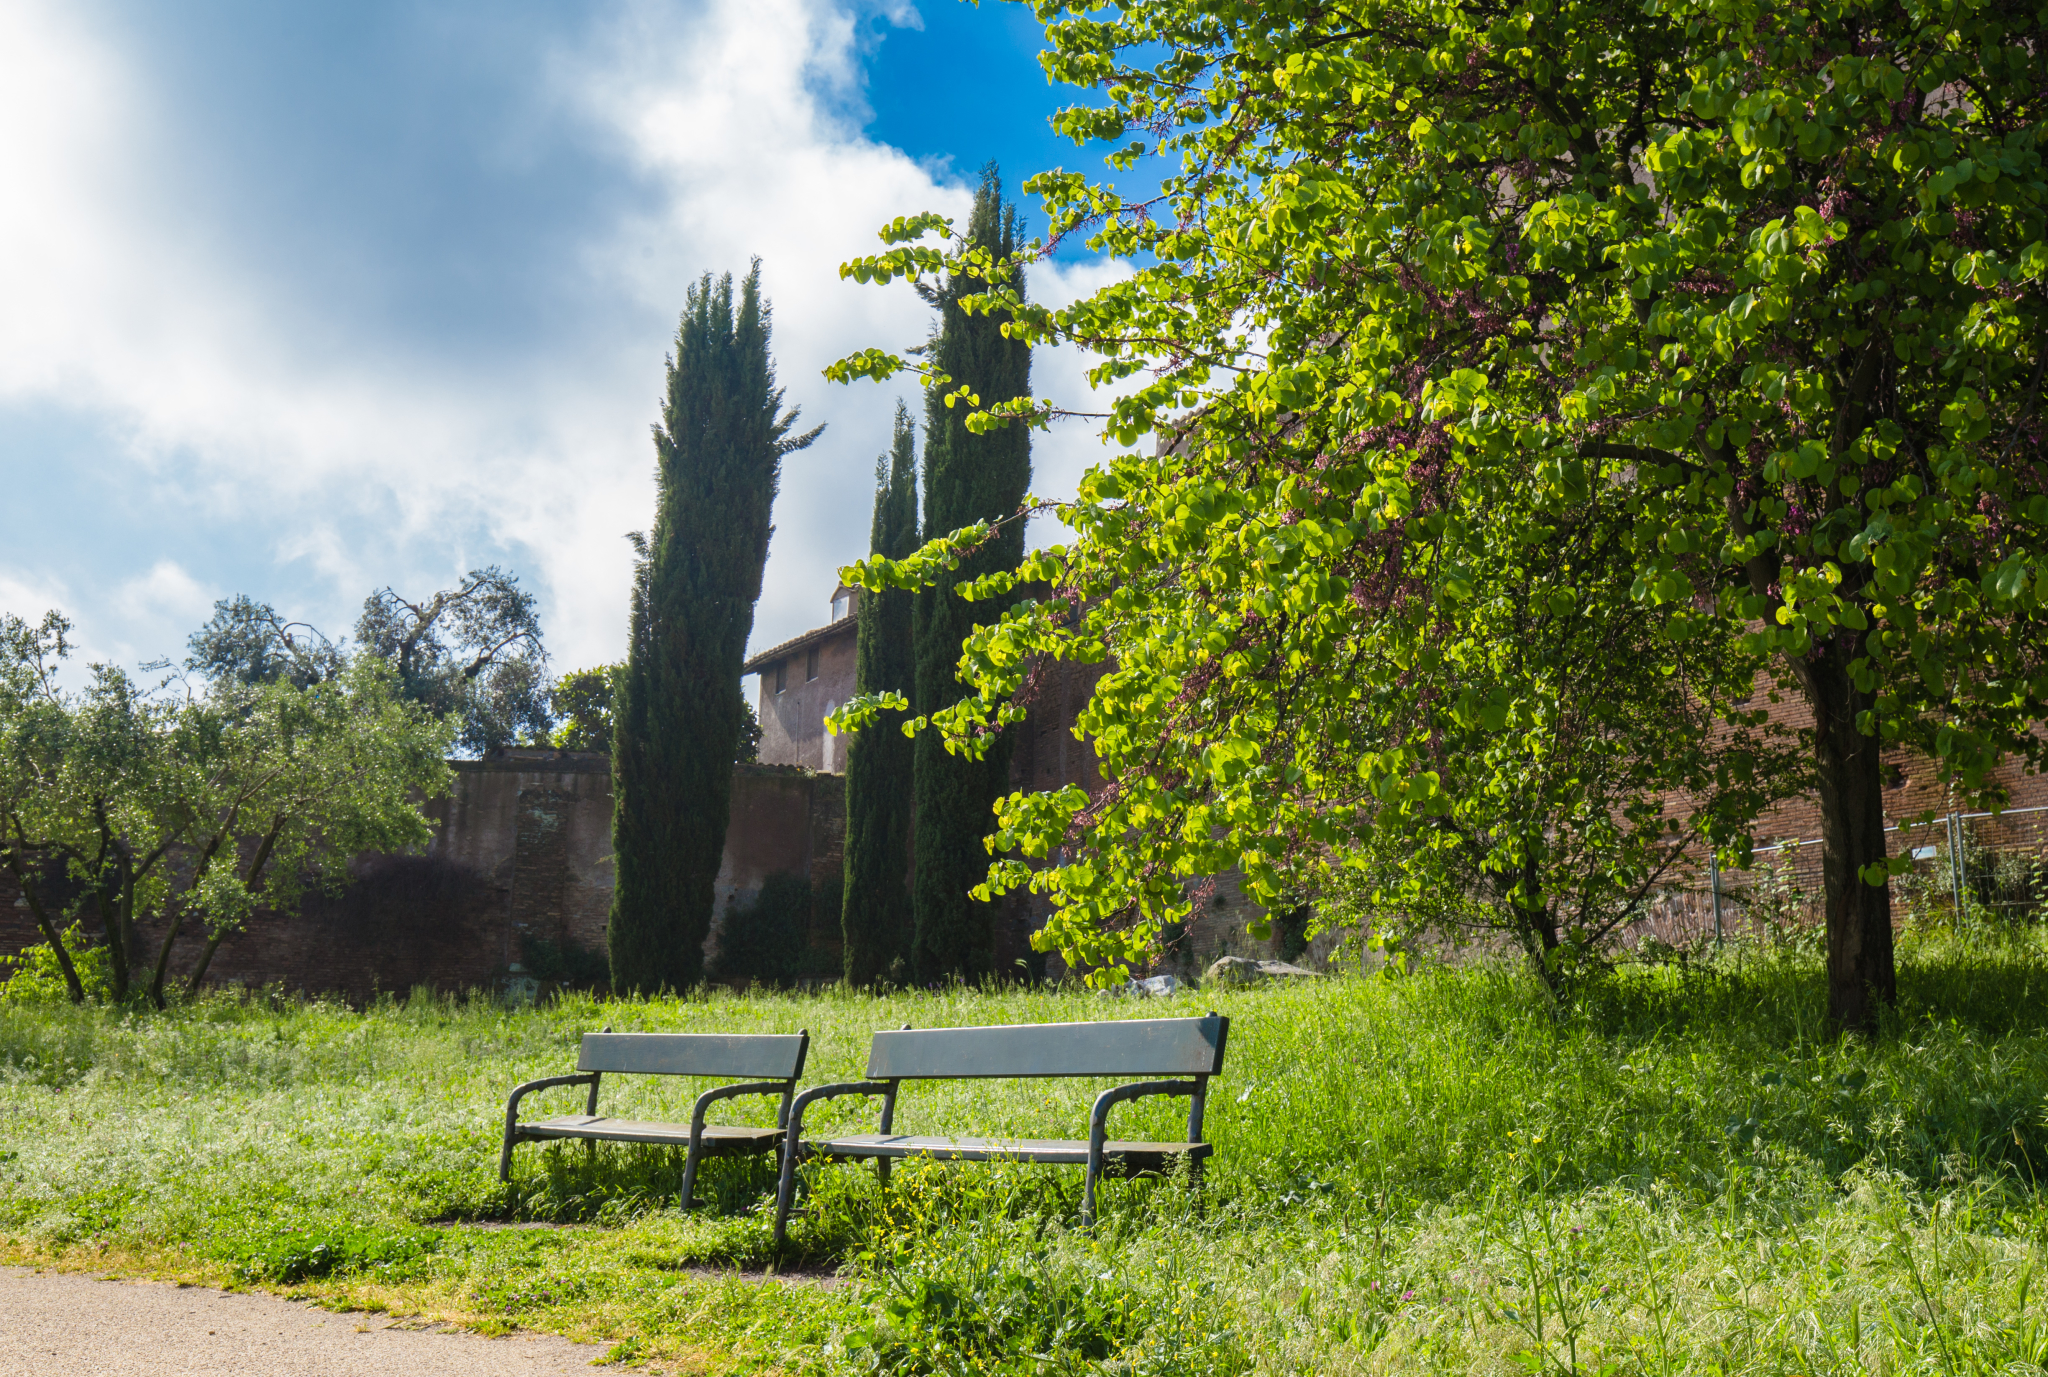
[1641,806,2048,946]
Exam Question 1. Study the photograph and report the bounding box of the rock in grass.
[1203,956,1320,986]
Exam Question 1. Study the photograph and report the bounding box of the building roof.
[741,613,857,675]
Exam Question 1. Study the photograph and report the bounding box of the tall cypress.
[609,264,819,994]
[841,402,919,985]
[911,167,1032,981]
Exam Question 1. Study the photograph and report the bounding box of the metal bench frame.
[773,1013,1228,1244]
[501,1028,809,1210]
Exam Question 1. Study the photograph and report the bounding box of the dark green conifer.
[841,403,919,985]
[911,167,1032,981]
[609,265,819,994]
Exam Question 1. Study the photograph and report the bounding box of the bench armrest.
[772,1081,896,1245]
[500,1072,599,1180]
[784,1080,897,1145]
[690,1080,801,1136]
[673,1079,800,1210]
[1084,1077,1208,1225]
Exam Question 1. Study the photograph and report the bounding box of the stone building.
[744,584,859,772]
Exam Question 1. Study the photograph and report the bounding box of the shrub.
[709,871,811,987]
[0,925,113,1004]
[519,933,610,988]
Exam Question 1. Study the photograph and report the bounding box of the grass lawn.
[4,928,2048,1374]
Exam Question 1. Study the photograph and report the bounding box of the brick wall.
[0,752,846,1001]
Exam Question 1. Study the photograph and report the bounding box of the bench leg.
[1081,1161,1099,1228]
[678,1145,701,1212]
[772,1141,801,1247]
[499,1129,518,1183]
[876,1158,891,1191]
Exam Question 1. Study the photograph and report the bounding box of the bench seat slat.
[519,1116,781,1151]
[805,1133,1215,1168]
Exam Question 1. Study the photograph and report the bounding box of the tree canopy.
[355,567,551,755]
[610,263,818,995]
[909,168,1033,983]
[831,0,2048,1029]
[842,402,921,986]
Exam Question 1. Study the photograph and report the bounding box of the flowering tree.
[830,0,2048,1031]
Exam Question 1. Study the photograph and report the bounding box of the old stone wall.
[0,752,845,1002]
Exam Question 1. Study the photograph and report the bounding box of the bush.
[519,933,610,988]
[709,871,811,987]
[0,926,113,1004]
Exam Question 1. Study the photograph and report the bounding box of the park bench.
[772,1013,1228,1244]
[501,1029,809,1209]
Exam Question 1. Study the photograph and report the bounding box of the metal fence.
[1683,804,2048,941]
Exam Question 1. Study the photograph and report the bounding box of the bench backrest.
[578,1031,808,1079]
[865,1014,1228,1081]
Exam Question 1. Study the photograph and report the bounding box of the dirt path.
[0,1267,609,1376]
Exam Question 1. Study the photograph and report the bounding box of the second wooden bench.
[772,1013,1228,1244]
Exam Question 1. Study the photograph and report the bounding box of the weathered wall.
[0,752,846,1001]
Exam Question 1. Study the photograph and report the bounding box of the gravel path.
[0,1267,610,1375]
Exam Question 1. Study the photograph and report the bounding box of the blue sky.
[0,0,1137,685]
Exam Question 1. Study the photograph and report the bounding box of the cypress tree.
[911,167,1032,981]
[609,264,819,994]
[841,402,919,985]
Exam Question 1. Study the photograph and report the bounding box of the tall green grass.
[3,927,2046,1373]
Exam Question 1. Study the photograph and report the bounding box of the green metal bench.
[501,1029,808,1209]
[773,1013,1228,1244]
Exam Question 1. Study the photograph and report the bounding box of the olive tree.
[0,612,452,1006]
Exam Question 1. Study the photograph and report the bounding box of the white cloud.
[0,0,1126,684]
[114,560,214,628]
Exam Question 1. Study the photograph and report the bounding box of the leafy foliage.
[518,933,611,988]
[550,663,759,763]
[0,925,113,1005]
[355,567,551,756]
[547,664,622,752]
[708,870,815,988]
[609,264,819,995]
[0,609,454,1007]
[186,596,344,690]
[831,0,2048,1029]
[842,404,919,986]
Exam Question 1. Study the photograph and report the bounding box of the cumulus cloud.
[0,0,1126,683]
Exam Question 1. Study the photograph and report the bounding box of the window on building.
[805,645,820,681]
[832,592,851,621]
[774,660,787,693]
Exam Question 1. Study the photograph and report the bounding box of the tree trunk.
[184,817,280,1001]
[96,872,131,1004]
[185,927,230,999]
[1794,644,1897,1036]
[146,908,184,1010]
[4,858,86,1003]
